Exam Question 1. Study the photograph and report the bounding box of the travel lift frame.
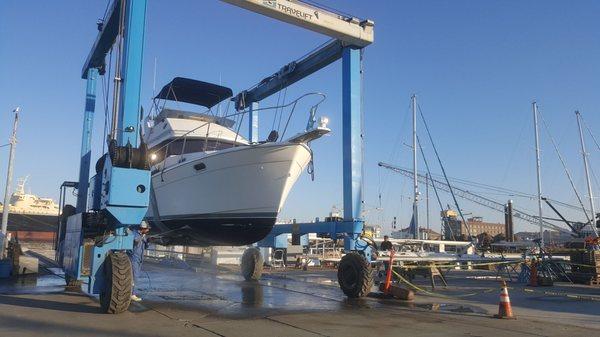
[59,0,150,314]
[222,0,376,298]
[59,0,374,314]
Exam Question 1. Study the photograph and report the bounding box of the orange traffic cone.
[528,262,538,287]
[494,281,516,319]
[383,250,395,294]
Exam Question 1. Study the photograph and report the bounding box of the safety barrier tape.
[560,261,600,268]
[390,259,523,270]
[520,287,600,302]
[390,268,600,302]
[390,269,493,299]
[389,258,599,270]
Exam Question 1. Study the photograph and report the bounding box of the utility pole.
[532,102,544,246]
[504,199,514,242]
[576,111,599,237]
[412,94,419,239]
[1,107,20,255]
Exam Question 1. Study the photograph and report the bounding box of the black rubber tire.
[99,251,133,314]
[241,247,263,281]
[337,252,373,298]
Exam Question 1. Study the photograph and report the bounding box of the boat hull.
[147,214,275,246]
[146,143,311,246]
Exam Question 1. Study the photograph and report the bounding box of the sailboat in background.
[575,111,599,237]
[531,104,598,241]
[410,95,420,239]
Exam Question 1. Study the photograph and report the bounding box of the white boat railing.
[148,92,327,175]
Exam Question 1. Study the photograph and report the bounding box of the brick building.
[442,210,505,240]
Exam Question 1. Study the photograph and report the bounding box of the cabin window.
[149,138,235,162]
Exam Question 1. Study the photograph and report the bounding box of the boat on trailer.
[143,77,330,246]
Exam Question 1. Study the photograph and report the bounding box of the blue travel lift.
[57,0,150,313]
[236,40,367,260]
[56,0,375,314]
[224,2,376,298]
[238,41,376,296]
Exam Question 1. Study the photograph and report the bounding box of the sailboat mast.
[412,94,419,239]
[576,111,598,237]
[426,172,430,238]
[532,102,544,246]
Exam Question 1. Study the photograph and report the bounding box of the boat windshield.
[150,138,235,162]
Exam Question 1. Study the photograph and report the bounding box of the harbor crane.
[378,162,572,234]
[58,0,375,314]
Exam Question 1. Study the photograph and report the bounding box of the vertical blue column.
[117,0,147,147]
[76,68,99,213]
[249,102,259,143]
[342,47,363,222]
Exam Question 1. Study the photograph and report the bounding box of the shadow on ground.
[0,292,99,314]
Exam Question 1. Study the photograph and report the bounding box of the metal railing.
[149,92,328,176]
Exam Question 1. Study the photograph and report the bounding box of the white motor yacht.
[0,177,59,234]
[143,77,330,246]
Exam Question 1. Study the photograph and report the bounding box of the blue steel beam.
[245,43,366,252]
[256,220,369,258]
[236,39,344,109]
[267,221,356,237]
[76,68,99,213]
[116,0,147,147]
[256,221,361,245]
[341,47,364,251]
[342,47,363,222]
[82,0,121,79]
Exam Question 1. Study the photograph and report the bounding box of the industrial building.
[391,227,441,240]
[514,230,573,245]
[442,210,505,240]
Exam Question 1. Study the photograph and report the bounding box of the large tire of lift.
[241,247,264,281]
[337,252,374,298]
[99,251,133,314]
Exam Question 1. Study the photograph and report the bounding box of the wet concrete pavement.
[0,258,598,336]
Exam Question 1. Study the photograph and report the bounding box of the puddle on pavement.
[156,293,219,301]
[415,303,487,314]
[240,283,263,307]
[368,292,487,315]
[0,269,67,295]
[0,261,488,319]
[343,297,377,309]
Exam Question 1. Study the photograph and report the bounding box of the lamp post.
[1,107,20,256]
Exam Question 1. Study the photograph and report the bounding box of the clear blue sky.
[1,1,599,235]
